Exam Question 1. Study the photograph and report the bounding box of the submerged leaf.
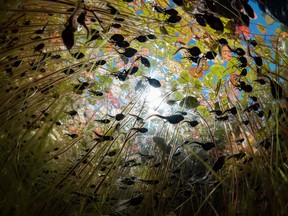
[160,26,169,34]
[210,64,225,77]
[153,136,171,153]
[179,96,199,109]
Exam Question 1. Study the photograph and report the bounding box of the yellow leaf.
[201,59,209,71]
[257,24,266,34]
[166,60,184,74]
[265,14,274,25]
[275,27,281,35]
[178,25,192,44]
[155,0,169,7]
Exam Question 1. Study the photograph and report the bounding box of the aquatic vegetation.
[0,0,288,215]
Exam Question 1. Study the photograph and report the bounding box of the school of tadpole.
[0,0,288,215]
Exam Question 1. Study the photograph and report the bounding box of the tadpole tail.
[153,114,167,120]
[84,24,90,39]
[93,131,103,138]
[173,47,187,55]
[145,114,166,122]
[247,43,253,57]
[189,141,202,145]
[226,44,235,53]
[107,114,115,118]
[67,0,81,26]
[134,56,141,62]
[129,113,138,118]
[222,109,230,115]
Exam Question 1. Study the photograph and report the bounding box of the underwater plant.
[0,0,287,215]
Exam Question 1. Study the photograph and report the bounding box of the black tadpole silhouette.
[187,141,216,151]
[34,43,45,53]
[112,71,128,82]
[129,114,144,123]
[74,80,89,93]
[205,51,217,59]
[95,119,111,124]
[62,5,78,50]
[131,127,148,133]
[135,35,148,43]
[127,66,139,75]
[34,22,49,34]
[212,155,226,172]
[210,110,223,116]
[86,30,101,43]
[77,11,89,38]
[107,113,125,121]
[107,3,119,15]
[89,90,103,96]
[115,48,138,58]
[93,131,114,142]
[151,114,184,124]
[183,120,199,127]
[105,149,117,157]
[174,46,201,57]
[72,52,85,59]
[111,23,121,28]
[65,133,78,139]
[65,110,78,117]
[110,34,124,43]
[140,56,150,68]
[144,76,161,88]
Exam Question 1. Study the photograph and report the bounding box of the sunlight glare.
[146,87,163,109]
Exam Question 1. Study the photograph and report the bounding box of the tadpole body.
[153,114,184,124]
[77,11,89,38]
